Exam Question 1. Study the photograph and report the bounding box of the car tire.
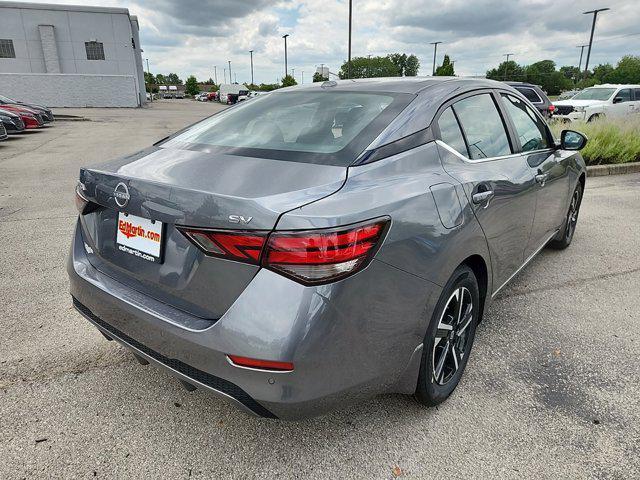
[587,113,602,122]
[415,265,480,407]
[548,182,583,250]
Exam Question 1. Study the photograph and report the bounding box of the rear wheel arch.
[459,255,488,322]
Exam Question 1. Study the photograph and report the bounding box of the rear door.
[498,92,569,256]
[435,91,537,291]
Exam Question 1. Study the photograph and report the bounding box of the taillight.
[178,229,267,265]
[263,218,389,285]
[75,183,89,214]
[548,105,555,112]
[179,218,389,285]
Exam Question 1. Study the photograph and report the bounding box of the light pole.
[145,58,152,102]
[503,53,514,79]
[223,68,227,84]
[282,34,289,77]
[430,41,442,75]
[249,50,254,86]
[583,8,610,79]
[292,68,295,81]
[228,60,232,83]
[301,71,304,84]
[347,0,352,79]
[214,65,217,85]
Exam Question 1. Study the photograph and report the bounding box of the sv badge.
[228,215,253,224]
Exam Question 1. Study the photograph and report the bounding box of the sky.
[17,0,640,84]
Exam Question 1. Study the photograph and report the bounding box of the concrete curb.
[52,115,90,122]
[586,162,640,177]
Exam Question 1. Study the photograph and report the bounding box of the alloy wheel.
[432,287,474,386]
[565,188,581,241]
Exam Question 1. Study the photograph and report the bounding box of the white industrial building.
[0,1,146,107]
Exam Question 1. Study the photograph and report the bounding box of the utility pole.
[234,73,237,83]
[292,68,295,81]
[503,53,514,80]
[282,34,289,77]
[228,60,232,83]
[367,54,371,77]
[430,41,442,75]
[223,68,227,84]
[145,58,152,102]
[301,71,304,84]
[249,50,254,86]
[583,8,610,79]
[214,65,217,85]
[577,45,588,71]
[347,0,352,79]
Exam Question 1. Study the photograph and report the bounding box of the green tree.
[259,83,280,91]
[339,55,397,79]
[144,71,155,85]
[592,63,614,83]
[281,75,297,87]
[184,75,199,96]
[155,73,167,84]
[404,54,420,76]
[486,61,525,81]
[166,73,182,85]
[313,72,328,82]
[605,56,640,83]
[209,84,219,92]
[435,54,455,76]
[560,66,581,81]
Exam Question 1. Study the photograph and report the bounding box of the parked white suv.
[553,84,640,122]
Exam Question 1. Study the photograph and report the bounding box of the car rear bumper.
[68,220,439,419]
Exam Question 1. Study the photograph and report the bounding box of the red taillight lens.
[548,105,555,112]
[179,229,267,265]
[179,218,389,284]
[227,355,293,372]
[263,218,389,285]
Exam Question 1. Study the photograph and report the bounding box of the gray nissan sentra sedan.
[69,77,587,419]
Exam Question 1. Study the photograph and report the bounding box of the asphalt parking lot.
[1,99,639,479]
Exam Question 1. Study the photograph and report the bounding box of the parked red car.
[0,104,44,129]
[207,91,218,101]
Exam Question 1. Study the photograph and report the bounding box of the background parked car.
[195,92,209,101]
[0,104,44,129]
[207,91,218,101]
[558,89,581,100]
[505,82,555,118]
[0,94,54,122]
[0,108,26,133]
[175,91,185,99]
[0,122,7,141]
[553,84,640,122]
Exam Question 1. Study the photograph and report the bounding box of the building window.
[0,39,16,59]
[85,41,105,60]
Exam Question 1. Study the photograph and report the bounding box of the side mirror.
[613,96,623,104]
[560,130,588,151]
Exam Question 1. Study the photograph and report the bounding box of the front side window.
[614,89,632,103]
[85,41,105,60]
[500,94,550,152]
[572,88,615,101]
[515,87,542,104]
[0,39,16,58]
[452,94,511,160]
[634,89,640,101]
[437,107,467,157]
[164,91,411,165]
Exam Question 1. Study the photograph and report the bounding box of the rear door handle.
[472,190,494,205]
[535,173,549,186]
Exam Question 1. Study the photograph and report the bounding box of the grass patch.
[549,117,640,165]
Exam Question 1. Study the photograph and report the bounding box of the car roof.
[589,84,640,89]
[277,76,506,95]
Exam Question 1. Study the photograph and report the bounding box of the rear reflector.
[178,217,389,285]
[227,355,294,372]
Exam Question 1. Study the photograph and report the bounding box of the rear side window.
[635,89,640,101]
[452,94,512,160]
[500,94,550,152]
[437,107,468,157]
[515,87,543,104]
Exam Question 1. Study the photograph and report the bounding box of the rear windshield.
[162,91,412,166]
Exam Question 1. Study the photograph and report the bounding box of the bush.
[550,117,640,165]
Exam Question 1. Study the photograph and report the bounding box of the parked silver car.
[69,78,587,419]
